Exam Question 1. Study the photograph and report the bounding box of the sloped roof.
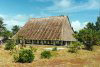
[12,16,76,41]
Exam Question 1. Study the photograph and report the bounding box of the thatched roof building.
[13,16,76,45]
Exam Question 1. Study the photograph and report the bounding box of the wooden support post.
[53,40,55,46]
[32,40,33,45]
[41,40,43,45]
[61,41,63,46]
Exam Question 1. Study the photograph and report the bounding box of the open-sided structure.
[12,16,76,45]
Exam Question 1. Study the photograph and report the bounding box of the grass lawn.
[0,44,100,67]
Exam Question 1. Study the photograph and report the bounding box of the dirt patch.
[28,58,90,67]
[69,58,89,64]
[93,55,100,61]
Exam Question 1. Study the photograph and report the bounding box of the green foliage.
[14,49,35,63]
[0,17,6,36]
[29,46,37,52]
[13,53,19,62]
[2,30,13,39]
[73,42,83,49]
[41,51,52,59]
[4,40,15,50]
[96,16,100,31]
[74,17,100,50]
[0,17,13,42]
[68,42,82,53]
[74,18,100,50]
[74,29,94,51]
[96,41,100,46]
[74,16,100,48]
[52,47,57,51]
[0,18,6,30]
[12,25,20,35]
[86,22,95,30]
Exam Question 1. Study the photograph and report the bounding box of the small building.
[12,16,76,45]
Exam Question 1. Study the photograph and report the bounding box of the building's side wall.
[61,16,76,41]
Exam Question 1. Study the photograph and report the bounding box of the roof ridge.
[30,16,67,19]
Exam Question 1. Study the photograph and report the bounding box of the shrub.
[4,40,15,50]
[85,41,93,51]
[13,52,19,62]
[14,49,35,63]
[41,51,52,59]
[74,42,83,49]
[96,41,100,46]
[68,42,82,53]
[52,47,57,51]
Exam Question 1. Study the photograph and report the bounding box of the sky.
[0,0,100,31]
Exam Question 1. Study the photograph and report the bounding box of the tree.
[95,16,100,31]
[3,30,12,38]
[2,30,13,42]
[12,25,20,35]
[86,22,95,30]
[93,30,100,45]
[74,29,94,50]
[0,17,6,36]
[0,17,13,42]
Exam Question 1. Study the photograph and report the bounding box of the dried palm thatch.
[12,16,76,44]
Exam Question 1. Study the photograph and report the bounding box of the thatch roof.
[12,16,76,41]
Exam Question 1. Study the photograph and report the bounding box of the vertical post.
[53,40,55,46]
[61,41,63,46]
[41,40,43,45]
[32,40,33,45]
[65,41,67,46]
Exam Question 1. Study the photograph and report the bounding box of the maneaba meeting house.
[12,16,76,46]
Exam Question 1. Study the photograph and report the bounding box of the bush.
[14,49,35,63]
[13,52,19,62]
[96,41,100,46]
[41,51,52,59]
[52,47,57,51]
[68,42,82,53]
[85,41,93,51]
[74,29,95,51]
[4,40,15,50]
[74,42,83,49]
